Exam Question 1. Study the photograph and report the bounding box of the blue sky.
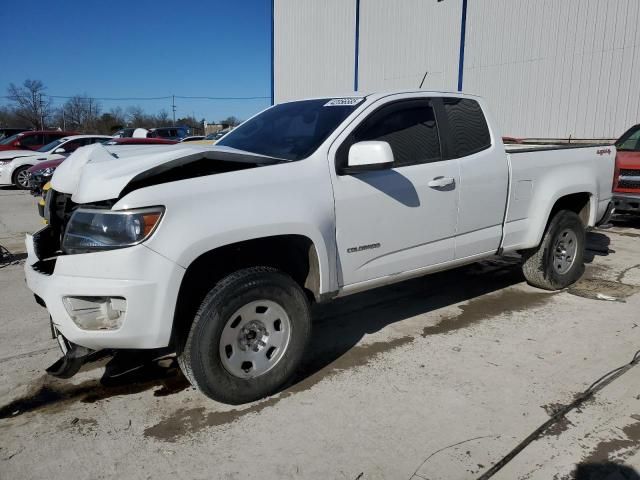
[0,0,272,122]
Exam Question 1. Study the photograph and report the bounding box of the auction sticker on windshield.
[324,98,364,107]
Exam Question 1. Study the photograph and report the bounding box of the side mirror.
[54,148,66,154]
[14,141,22,148]
[342,141,394,174]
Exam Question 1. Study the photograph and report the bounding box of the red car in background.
[0,130,78,152]
[28,137,179,197]
[612,124,640,215]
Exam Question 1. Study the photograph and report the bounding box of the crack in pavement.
[475,349,640,479]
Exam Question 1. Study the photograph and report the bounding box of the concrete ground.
[1,186,639,480]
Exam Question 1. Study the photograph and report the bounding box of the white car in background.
[0,135,112,189]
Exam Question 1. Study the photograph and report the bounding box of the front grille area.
[32,258,57,276]
[32,227,60,260]
[620,168,640,177]
[618,180,640,189]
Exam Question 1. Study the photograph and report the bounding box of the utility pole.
[172,95,176,126]
[88,97,93,132]
[38,94,44,130]
[62,107,66,130]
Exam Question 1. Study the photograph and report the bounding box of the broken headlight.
[62,207,164,254]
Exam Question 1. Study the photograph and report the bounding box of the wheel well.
[170,235,319,349]
[550,192,591,226]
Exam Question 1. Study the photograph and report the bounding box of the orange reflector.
[142,212,162,237]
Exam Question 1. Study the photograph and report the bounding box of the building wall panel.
[274,0,356,103]
[274,0,640,138]
[357,0,461,92]
[463,0,640,138]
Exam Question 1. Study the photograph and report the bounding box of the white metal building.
[273,0,640,139]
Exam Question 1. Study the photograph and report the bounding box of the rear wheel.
[12,166,31,190]
[521,210,585,290]
[178,267,311,404]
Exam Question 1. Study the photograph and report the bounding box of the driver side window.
[336,99,442,171]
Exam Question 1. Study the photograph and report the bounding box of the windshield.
[217,98,363,161]
[0,133,22,145]
[37,139,64,153]
[616,126,640,151]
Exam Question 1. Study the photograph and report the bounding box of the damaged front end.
[46,328,99,378]
[45,325,171,380]
[32,189,118,378]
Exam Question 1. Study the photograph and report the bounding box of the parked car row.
[0,125,190,189]
[0,130,79,152]
[0,134,111,189]
[28,137,179,196]
[186,130,230,145]
[112,126,192,141]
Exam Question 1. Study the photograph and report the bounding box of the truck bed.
[501,143,615,252]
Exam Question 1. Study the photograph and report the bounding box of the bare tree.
[155,110,171,127]
[126,105,149,127]
[108,107,126,127]
[220,116,241,127]
[6,79,52,129]
[60,95,102,132]
[0,106,25,128]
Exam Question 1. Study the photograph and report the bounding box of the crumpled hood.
[51,143,275,204]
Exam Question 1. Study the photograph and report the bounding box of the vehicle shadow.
[289,256,528,391]
[0,185,19,191]
[611,213,640,230]
[574,462,640,479]
[584,231,612,263]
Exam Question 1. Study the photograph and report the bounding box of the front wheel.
[12,166,31,190]
[178,267,311,404]
[521,210,585,290]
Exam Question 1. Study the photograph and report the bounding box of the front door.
[331,97,460,287]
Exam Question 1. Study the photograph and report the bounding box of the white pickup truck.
[25,90,615,404]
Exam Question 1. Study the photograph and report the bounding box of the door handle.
[428,176,455,188]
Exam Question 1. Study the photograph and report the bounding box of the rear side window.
[20,134,42,147]
[337,99,441,170]
[442,98,491,158]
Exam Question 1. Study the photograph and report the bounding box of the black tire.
[521,210,585,290]
[178,267,311,404]
[12,166,31,190]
